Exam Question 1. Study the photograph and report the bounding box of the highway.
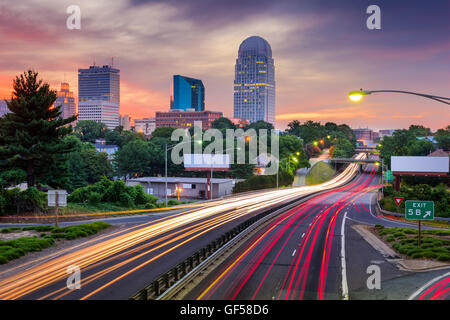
[0,154,366,300]
[187,163,450,300]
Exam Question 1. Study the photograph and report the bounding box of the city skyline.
[0,0,449,130]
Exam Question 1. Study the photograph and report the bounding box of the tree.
[409,125,432,137]
[64,136,112,191]
[74,120,108,143]
[0,70,76,188]
[151,127,177,139]
[245,120,274,132]
[435,126,450,150]
[407,139,435,156]
[331,138,355,158]
[105,130,124,147]
[211,117,236,130]
[114,139,152,179]
[286,120,301,136]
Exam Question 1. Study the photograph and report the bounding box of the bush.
[68,177,159,209]
[167,199,181,206]
[144,202,157,209]
[88,192,102,205]
[0,187,47,215]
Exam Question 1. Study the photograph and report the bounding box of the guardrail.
[129,189,331,300]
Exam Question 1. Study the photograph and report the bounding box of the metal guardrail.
[129,189,333,300]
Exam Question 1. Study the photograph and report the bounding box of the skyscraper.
[172,75,205,111]
[233,36,275,125]
[55,82,76,120]
[78,65,120,129]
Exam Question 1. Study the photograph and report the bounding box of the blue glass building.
[233,36,275,125]
[172,75,205,111]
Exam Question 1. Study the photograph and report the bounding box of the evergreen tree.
[0,70,76,188]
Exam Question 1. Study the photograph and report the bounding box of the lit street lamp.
[348,89,450,105]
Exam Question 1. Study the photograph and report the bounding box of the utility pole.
[165,142,168,207]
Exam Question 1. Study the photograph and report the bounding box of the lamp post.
[276,154,299,189]
[348,89,450,105]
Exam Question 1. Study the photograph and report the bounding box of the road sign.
[384,170,394,181]
[47,190,67,207]
[394,197,404,207]
[405,200,434,221]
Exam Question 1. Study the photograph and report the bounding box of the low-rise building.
[119,114,131,131]
[0,100,11,117]
[155,110,223,130]
[126,176,239,199]
[94,141,119,160]
[134,117,156,136]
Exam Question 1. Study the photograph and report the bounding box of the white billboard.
[391,156,449,173]
[184,153,230,169]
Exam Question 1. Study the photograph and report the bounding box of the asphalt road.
[0,155,365,300]
[187,164,450,300]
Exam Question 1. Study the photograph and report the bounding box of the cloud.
[0,0,448,131]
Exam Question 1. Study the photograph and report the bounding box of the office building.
[55,82,76,120]
[233,36,275,126]
[379,129,396,137]
[134,117,156,136]
[172,75,205,111]
[353,128,376,141]
[119,114,131,131]
[78,64,120,129]
[155,110,222,130]
[77,100,119,129]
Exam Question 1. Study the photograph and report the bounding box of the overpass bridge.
[329,158,379,164]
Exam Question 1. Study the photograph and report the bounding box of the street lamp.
[348,89,450,105]
[276,154,299,189]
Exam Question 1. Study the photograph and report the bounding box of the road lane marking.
[301,233,305,238]
[292,249,297,257]
[408,271,450,300]
[341,211,349,300]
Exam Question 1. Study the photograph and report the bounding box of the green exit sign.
[405,200,434,221]
[384,170,394,181]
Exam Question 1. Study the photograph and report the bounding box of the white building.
[134,117,156,136]
[0,100,10,117]
[78,100,119,130]
[119,114,131,131]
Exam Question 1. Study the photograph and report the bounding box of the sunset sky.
[0,0,449,130]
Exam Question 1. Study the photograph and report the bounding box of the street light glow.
[348,90,370,102]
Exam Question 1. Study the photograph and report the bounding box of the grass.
[306,162,335,186]
[374,224,450,262]
[380,214,450,229]
[60,200,197,215]
[0,221,110,264]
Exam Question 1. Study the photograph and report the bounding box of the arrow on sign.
[423,211,431,218]
[394,197,404,207]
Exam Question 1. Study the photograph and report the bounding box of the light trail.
[0,154,366,300]
[196,160,377,300]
